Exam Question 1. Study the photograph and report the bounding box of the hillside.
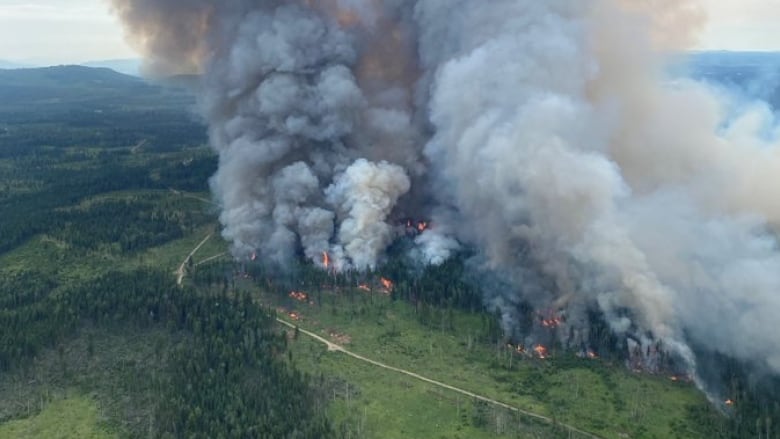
[0,66,203,157]
[81,59,142,77]
[0,65,149,104]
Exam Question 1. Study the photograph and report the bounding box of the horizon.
[1,0,780,65]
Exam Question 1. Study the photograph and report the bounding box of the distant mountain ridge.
[0,60,33,70]
[81,59,142,77]
[0,58,142,76]
[0,65,177,108]
[0,65,143,88]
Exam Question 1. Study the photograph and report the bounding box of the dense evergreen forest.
[0,269,337,438]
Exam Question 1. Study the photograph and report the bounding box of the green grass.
[0,186,221,279]
[0,397,116,439]
[289,332,564,438]
[0,327,184,437]
[0,184,223,436]
[260,285,719,439]
[132,223,223,273]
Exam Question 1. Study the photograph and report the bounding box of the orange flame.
[380,277,394,291]
[288,311,301,321]
[539,311,564,328]
[417,221,429,232]
[322,251,330,269]
[533,345,549,359]
[725,399,734,406]
[587,350,598,359]
[289,291,309,302]
[358,284,371,292]
[250,252,257,261]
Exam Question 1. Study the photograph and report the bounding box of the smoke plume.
[112,0,780,381]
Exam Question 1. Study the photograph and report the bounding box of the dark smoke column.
[110,0,423,270]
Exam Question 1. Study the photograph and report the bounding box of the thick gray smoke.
[111,0,423,270]
[112,0,780,379]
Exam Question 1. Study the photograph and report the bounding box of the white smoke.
[326,159,411,270]
[112,0,780,378]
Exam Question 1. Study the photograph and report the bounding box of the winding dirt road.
[176,233,213,285]
[275,317,603,439]
[195,251,228,267]
[169,188,221,207]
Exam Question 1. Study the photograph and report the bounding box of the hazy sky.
[0,0,779,64]
[698,0,780,51]
[0,0,134,64]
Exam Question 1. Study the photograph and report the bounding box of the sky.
[698,0,780,51]
[0,0,779,64]
[0,0,135,64]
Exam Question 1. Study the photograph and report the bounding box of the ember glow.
[533,345,549,360]
[289,291,309,303]
[538,310,564,329]
[288,311,301,321]
[380,277,394,291]
[358,284,371,292]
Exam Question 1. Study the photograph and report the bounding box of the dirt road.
[195,252,228,267]
[275,317,603,439]
[176,234,213,285]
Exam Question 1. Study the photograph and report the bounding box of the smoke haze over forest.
[110,0,780,394]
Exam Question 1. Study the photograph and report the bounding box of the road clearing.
[176,233,213,285]
[276,317,604,439]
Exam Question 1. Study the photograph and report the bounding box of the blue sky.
[0,0,778,64]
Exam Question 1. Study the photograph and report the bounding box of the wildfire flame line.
[380,277,394,291]
[533,345,549,359]
[289,291,309,302]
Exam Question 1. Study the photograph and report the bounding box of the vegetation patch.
[0,396,116,439]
